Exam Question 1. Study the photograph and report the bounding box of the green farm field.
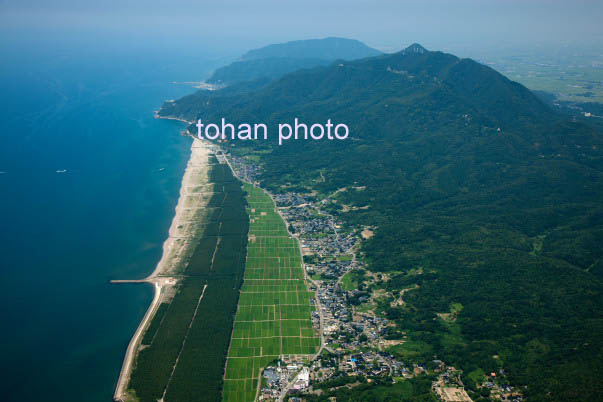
[222,184,320,402]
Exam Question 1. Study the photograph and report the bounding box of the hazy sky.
[2,0,603,57]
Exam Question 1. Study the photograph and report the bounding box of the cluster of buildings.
[337,351,402,377]
[480,374,525,402]
[259,361,311,401]
[226,153,261,183]
[317,282,350,336]
[271,191,356,257]
[272,192,309,208]
[432,367,474,402]
[270,189,420,397]
[432,365,524,402]
[225,151,524,402]
[316,282,393,353]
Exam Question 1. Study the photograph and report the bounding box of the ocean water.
[0,41,219,401]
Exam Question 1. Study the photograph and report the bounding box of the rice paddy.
[222,184,320,402]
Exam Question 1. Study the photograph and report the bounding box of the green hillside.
[206,37,381,86]
[159,44,603,401]
[206,57,331,86]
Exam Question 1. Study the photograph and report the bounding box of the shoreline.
[153,110,192,125]
[112,134,213,402]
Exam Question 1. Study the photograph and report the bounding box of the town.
[222,148,524,402]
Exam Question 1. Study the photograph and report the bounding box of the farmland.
[222,184,320,402]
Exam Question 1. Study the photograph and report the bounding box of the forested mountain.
[239,37,382,60]
[205,37,381,85]
[159,44,603,401]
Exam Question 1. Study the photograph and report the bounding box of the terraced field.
[222,184,320,402]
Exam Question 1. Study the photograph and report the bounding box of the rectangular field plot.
[223,184,320,402]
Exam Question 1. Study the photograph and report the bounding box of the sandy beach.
[113,136,214,402]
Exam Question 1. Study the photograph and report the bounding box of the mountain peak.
[401,43,428,55]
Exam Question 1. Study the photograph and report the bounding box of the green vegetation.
[302,375,436,402]
[336,253,354,262]
[207,58,331,86]
[128,159,249,402]
[206,37,380,86]
[340,271,357,291]
[387,340,433,361]
[312,374,365,391]
[161,43,603,401]
[140,303,169,346]
[340,269,366,292]
[467,368,486,385]
[222,184,320,402]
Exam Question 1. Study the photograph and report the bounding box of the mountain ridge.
[240,37,382,60]
[159,42,603,402]
[205,37,381,86]
[165,43,553,129]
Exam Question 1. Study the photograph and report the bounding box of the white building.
[293,367,310,390]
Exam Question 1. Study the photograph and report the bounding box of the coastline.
[153,111,192,125]
[112,134,213,402]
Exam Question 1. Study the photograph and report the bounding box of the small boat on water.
[56,169,67,173]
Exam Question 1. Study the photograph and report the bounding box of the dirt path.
[159,284,209,401]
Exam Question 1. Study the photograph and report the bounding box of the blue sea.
[0,38,226,401]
